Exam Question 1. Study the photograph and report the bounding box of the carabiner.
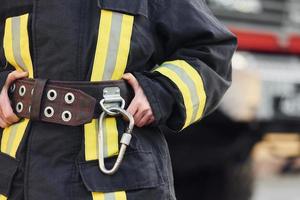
[98,107,134,175]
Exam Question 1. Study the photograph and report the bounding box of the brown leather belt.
[9,78,134,126]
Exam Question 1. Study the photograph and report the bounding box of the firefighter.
[0,0,236,200]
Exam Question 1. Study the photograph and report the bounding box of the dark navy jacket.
[0,0,237,199]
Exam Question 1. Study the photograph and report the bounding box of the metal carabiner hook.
[98,107,134,175]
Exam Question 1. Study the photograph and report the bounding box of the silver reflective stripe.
[5,124,19,155]
[104,193,115,200]
[161,63,200,122]
[11,17,26,70]
[102,13,123,80]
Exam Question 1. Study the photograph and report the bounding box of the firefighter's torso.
[0,0,174,200]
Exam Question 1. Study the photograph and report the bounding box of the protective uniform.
[0,0,236,200]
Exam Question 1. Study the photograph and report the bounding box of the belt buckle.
[98,87,134,175]
[100,87,125,115]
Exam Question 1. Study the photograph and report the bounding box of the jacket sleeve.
[134,0,237,131]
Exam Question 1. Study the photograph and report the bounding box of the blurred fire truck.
[211,0,300,127]
[213,0,300,173]
[166,1,300,200]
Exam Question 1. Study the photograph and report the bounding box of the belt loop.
[30,79,48,121]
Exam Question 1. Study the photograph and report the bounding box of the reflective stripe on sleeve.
[154,60,206,129]
[1,14,34,159]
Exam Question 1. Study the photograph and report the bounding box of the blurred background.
[165,0,300,200]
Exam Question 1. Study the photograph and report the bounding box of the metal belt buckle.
[98,87,134,175]
[100,87,125,116]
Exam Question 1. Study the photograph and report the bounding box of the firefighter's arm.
[134,0,237,131]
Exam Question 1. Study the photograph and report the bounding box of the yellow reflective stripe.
[92,192,104,200]
[1,119,30,158]
[86,11,133,198]
[85,10,134,161]
[3,17,21,71]
[3,122,19,155]
[91,12,133,81]
[10,119,30,158]
[164,60,206,121]
[114,191,126,200]
[154,67,194,129]
[91,10,113,81]
[92,192,127,200]
[111,15,134,80]
[3,14,33,77]
[0,125,11,153]
[19,14,34,78]
[104,118,119,157]
[85,10,113,161]
[0,194,7,200]
[92,192,105,200]
[84,119,119,160]
[84,119,99,161]
[84,118,120,160]
[1,14,33,159]
[154,60,207,129]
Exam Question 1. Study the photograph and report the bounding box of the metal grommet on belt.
[62,111,72,122]
[64,93,75,104]
[19,85,26,96]
[44,106,54,118]
[16,102,23,113]
[47,89,57,101]
[10,84,16,93]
